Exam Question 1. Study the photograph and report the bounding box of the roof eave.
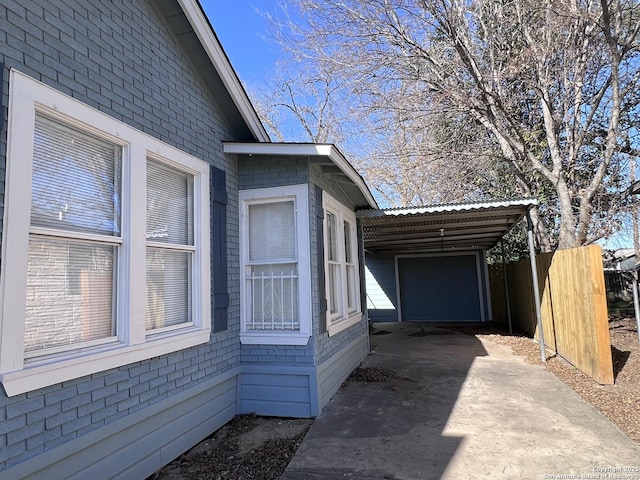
[178,0,269,142]
[223,142,378,209]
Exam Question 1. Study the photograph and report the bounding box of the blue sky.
[201,1,280,87]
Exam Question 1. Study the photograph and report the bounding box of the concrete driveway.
[281,322,640,480]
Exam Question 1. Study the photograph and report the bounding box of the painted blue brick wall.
[240,345,315,365]
[0,0,241,470]
[238,155,309,190]
[309,164,369,365]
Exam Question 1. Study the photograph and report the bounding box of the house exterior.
[0,1,375,478]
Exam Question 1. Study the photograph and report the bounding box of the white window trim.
[323,191,362,336]
[239,185,311,345]
[0,70,211,396]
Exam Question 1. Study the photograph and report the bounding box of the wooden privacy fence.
[489,244,613,385]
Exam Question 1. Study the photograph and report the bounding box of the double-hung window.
[145,160,195,333]
[239,185,311,345]
[0,70,211,396]
[323,191,362,335]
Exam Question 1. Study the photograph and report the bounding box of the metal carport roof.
[357,198,538,254]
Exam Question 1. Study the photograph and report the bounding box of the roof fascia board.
[224,142,333,158]
[223,142,378,209]
[178,0,269,142]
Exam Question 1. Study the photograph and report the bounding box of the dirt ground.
[151,305,640,480]
[148,414,313,480]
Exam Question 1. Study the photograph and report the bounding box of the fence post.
[526,214,546,363]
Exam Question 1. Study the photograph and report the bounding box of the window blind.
[25,238,116,355]
[32,114,122,236]
[25,114,121,356]
[246,200,299,330]
[146,160,193,244]
[145,159,194,332]
[326,211,340,314]
[145,248,191,330]
[344,220,357,311]
[249,201,295,262]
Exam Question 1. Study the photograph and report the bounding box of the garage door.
[398,255,482,321]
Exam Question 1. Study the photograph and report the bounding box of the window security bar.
[246,270,299,331]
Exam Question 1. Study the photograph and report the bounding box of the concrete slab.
[281,322,640,480]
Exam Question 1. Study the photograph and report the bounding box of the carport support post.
[501,240,513,335]
[526,214,546,363]
[634,267,640,348]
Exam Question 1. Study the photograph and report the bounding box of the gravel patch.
[345,366,399,383]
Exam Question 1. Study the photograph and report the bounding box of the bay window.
[0,70,211,396]
[239,185,311,345]
[323,191,362,335]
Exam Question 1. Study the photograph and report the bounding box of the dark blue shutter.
[211,166,228,332]
[315,186,327,332]
[0,63,4,133]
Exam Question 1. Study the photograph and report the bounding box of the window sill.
[240,332,311,345]
[327,312,363,337]
[0,328,211,396]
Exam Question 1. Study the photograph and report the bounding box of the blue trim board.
[239,365,318,418]
[2,368,241,480]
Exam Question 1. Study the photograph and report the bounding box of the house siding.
[1,371,239,480]
[308,164,369,412]
[0,0,241,475]
[238,366,318,418]
[365,253,400,322]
